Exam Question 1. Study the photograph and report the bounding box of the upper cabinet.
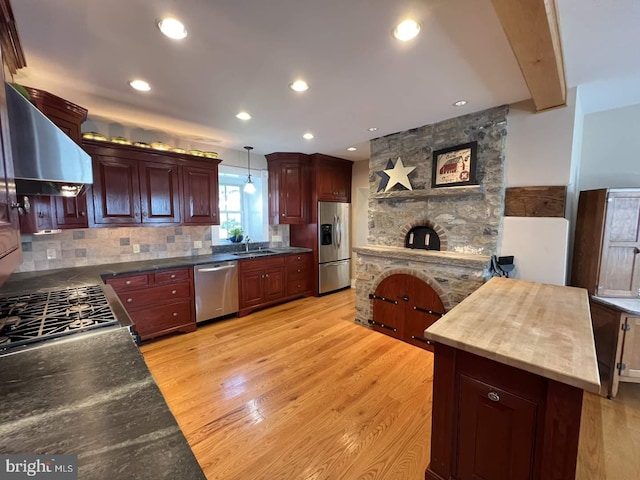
[572,188,640,297]
[0,0,26,285]
[83,140,220,227]
[311,154,352,203]
[17,86,89,232]
[22,86,87,144]
[266,152,353,225]
[181,164,219,225]
[266,152,310,224]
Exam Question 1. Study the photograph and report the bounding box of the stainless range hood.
[4,83,92,197]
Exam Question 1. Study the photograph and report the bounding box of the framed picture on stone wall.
[431,141,478,188]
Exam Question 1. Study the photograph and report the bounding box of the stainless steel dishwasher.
[194,261,239,323]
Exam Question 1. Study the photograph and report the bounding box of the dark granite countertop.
[0,328,205,479]
[0,247,312,295]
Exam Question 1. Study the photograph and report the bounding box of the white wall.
[351,160,370,283]
[578,103,640,191]
[499,88,579,285]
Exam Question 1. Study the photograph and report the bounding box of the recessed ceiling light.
[453,100,468,107]
[290,80,309,92]
[394,19,421,41]
[157,18,187,40]
[303,132,314,140]
[347,147,357,152]
[129,79,151,92]
[368,127,378,132]
[236,111,251,120]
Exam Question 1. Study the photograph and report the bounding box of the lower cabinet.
[285,253,312,297]
[426,344,583,480]
[105,266,196,341]
[238,252,312,316]
[591,298,640,397]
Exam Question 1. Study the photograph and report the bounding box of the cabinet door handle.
[172,312,178,317]
[170,274,176,279]
[125,280,132,285]
[488,391,500,402]
[265,274,269,278]
[281,213,285,217]
[171,289,177,294]
[126,298,133,303]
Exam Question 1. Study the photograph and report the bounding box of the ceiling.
[9,0,640,161]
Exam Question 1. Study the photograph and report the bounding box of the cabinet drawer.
[287,277,310,296]
[286,253,310,265]
[287,263,310,280]
[155,268,190,285]
[130,300,194,340]
[119,283,191,309]
[106,273,150,291]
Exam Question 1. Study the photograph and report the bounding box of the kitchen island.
[0,328,205,479]
[424,277,600,480]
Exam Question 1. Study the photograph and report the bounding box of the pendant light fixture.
[243,146,256,194]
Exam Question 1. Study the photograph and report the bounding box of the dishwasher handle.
[197,264,237,273]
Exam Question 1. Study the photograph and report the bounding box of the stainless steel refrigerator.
[318,202,351,294]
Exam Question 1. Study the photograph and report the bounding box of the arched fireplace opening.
[368,273,445,351]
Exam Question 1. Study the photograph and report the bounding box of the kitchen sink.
[231,249,278,258]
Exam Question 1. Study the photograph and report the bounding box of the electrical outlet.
[46,248,56,260]
[272,235,282,242]
[133,244,140,254]
[194,240,203,249]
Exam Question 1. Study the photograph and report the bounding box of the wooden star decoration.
[383,157,416,192]
[376,159,394,192]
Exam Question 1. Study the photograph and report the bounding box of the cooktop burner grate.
[0,284,119,352]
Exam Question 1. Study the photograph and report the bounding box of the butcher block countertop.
[424,277,601,393]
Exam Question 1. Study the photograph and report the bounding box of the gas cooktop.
[0,284,120,354]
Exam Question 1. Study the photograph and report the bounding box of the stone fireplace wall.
[368,105,508,255]
[354,106,508,327]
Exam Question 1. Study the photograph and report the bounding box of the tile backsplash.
[18,226,214,272]
[17,224,292,273]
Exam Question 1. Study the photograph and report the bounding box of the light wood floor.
[141,288,640,480]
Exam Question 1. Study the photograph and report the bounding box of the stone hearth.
[353,246,488,326]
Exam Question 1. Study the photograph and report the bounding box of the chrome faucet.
[244,236,252,253]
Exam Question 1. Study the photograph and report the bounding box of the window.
[216,165,267,243]
[219,184,242,239]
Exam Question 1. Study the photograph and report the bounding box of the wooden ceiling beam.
[491,0,566,112]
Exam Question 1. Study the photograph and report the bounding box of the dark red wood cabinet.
[238,252,313,316]
[83,140,220,227]
[90,153,142,225]
[140,161,181,224]
[266,152,309,224]
[238,256,286,314]
[181,164,219,225]
[22,86,87,144]
[104,266,196,341]
[54,190,89,228]
[21,86,90,230]
[311,153,352,203]
[18,196,56,233]
[0,2,25,285]
[426,344,583,480]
